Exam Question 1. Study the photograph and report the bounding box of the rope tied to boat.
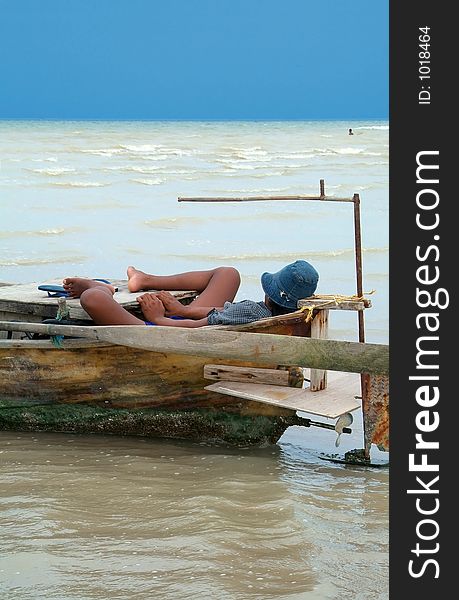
[309,290,375,302]
[299,305,315,323]
[298,290,376,323]
[51,297,70,348]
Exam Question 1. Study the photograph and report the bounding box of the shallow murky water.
[0,427,388,600]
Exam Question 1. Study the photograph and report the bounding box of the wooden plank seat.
[205,370,361,419]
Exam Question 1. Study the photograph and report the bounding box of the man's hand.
[137,293,166,322]
[155,291,188,316]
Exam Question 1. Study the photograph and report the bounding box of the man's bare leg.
[127,266,240,308]
[63,278,144,325]
[63,278,116,299]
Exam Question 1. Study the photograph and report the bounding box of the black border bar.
[390,2,452,595]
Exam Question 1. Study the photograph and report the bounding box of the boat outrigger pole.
[179,179,366,344]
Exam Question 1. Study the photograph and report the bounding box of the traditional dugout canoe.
[0,281,389,453]
[0,312,314,445]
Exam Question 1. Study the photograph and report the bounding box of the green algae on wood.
[0,404,299,446]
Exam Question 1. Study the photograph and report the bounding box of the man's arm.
[137,293,211,327]
[155,291,221,319]
[152,316,209,328]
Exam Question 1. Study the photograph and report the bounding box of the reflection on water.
[0,432,388,600]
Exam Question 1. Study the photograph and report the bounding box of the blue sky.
[0,0,388,120]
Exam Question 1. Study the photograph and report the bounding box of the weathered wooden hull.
[0,315,310,445]
[0,401,299,446]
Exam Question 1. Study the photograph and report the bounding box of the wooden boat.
[0,280,388,456]
[0,185,390,459]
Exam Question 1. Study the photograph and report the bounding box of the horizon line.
[0,117,389,123]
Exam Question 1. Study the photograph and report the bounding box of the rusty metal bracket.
[362,373,389,455]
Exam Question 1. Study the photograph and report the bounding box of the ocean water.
[0,121,388,600]
[0,120,388,343]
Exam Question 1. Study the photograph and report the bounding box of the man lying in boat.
[62,260,319,328]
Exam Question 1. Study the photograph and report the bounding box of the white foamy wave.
[274,163,314,171]
[120,144,162,153]
[234,154,271,162]
[251,171,289,178]
[214,169,286,178]
[105,165,162,174]
[210,187,292,193]
[326,183,382,193]
[30,167,76,176]
[222,163,259,171]
[165,247,388,262]
[0,228,71,239]
[80,144,193,159]
[159,169,198,175]
[81,147,127,157]
[279,146,383,158]
[165,251,314,262]
[31,157,58,163]
[235,155,272,163]
[298,147,334,157]
[0,256,87,267]
[266,147,354,158]
[333,147,365,155]
[355,125,389,130]
[121,144,193,157]
[129,166,163,174]
[134,154,169,162]
[130,177,165,185]
[224,146,267,156]
[160,148,194,157]
[275,153,316,160]
[354,184,376,191]
[49,181,109,188]
[38,228,66,235]
[340,160,387,168]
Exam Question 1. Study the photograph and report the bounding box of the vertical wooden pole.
[309,309,329,391]
[353,193,371,459]
[320,179,325,197]
[353,193,365,343]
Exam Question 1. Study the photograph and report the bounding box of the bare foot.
[127,266,153,292]
[63,278,116,299]
[155,291,188,316]
[137,293,165,322]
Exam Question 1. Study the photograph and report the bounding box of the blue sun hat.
[261,260,319,310]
